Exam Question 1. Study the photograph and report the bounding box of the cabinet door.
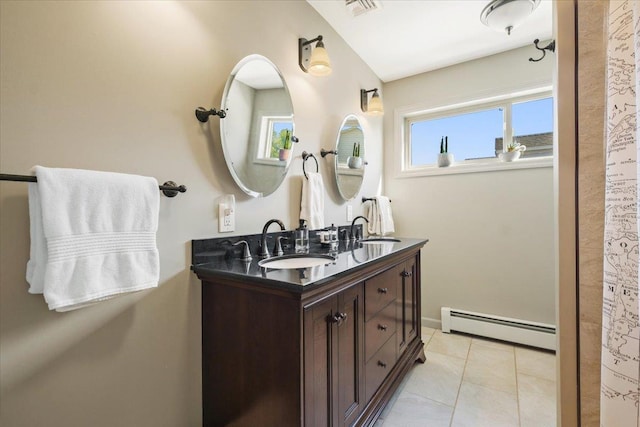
[303,284,365,427]
[304,296,337,427]
[336,283,365,427]
[397,257,418,355]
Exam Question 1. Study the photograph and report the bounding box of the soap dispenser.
[327,223,338,250]
[295,220,309,253]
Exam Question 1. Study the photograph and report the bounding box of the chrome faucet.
[260,219,285,258]
[350,215,369,241]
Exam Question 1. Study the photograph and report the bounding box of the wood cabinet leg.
[416,343,427,364]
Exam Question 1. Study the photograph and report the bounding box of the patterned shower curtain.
[601,1,640,426]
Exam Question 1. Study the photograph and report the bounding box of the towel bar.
[301,152,319,180]
[362,196,391,203]
[0,173,187,198]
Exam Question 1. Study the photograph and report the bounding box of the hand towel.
[300,173,325,229]
[26,166,160,311]
[366,196,395,236]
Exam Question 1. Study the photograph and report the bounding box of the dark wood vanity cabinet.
[197,247,425,427]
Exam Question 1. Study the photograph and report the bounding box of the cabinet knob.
[377,360,387,368]
[378,324,388,331]
[328,312,348,325]
[377,287,388,294]
[401,270,412,277]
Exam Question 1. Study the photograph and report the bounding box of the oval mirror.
[220,55,295,197]
[334,114,365,200]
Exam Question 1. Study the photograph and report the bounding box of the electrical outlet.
[347,205,353,222]
[218,195,235,232]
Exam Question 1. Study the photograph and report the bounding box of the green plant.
[439,136,448,154]
[352,142,361,157]
[507,140,524,152]
[283,130,292,150]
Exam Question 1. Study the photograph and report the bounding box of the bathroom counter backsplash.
[191,228,427,291]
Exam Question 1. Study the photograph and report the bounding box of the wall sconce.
[480,0,541,35]
[298,35,332,76]
[360,88,384,115]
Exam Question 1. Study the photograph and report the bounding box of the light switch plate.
[347,205,353,222]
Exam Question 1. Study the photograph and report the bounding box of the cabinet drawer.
[365,332,397,402]
[365,301,396,362]
[365,267,398,320]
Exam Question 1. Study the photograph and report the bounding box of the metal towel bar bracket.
[320,148,337,158]
[0,173,187,198]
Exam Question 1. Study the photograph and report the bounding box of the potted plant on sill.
[279,130,292,161]
[499,140,526,162]
[437,136,454,167]
[347,142,363,169]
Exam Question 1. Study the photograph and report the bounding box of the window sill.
[253,158,288,167]
[398,156,553,178]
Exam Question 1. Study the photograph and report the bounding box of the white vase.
[437,153,454,167]
[347,156,363,169]
[499,151,521,162]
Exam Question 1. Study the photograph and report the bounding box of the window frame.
[396,87,553,177]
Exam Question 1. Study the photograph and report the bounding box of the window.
[403,91,553,173]
[255,116,293,163]
[510,97,554,157]
[410,107,503,165]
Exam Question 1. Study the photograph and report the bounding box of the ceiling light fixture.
[298,35,332,76]
[360,88,384,115]
[480,0,541,35]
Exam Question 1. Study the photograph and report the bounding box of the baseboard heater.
[440,307,556,351]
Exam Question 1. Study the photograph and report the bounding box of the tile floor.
[376,327,556,427]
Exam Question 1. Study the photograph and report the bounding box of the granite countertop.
[191,236,428,291]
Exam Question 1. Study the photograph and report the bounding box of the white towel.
[26,166,160,311]
[300,173,325,230]
[366,196,395,236]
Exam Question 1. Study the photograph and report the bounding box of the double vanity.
[193,52,426,426]
[192,230,428,426]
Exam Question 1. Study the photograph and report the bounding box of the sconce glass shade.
[299,36,332,77]
[367,92,384,115]
[480,0,540,35]
[308,41,332,76]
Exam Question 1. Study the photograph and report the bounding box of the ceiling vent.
[345,0,380,17]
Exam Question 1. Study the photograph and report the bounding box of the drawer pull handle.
[377,361,387,368]
[378,287,388,294]
[378,324,388,331]
[401,270,412,277]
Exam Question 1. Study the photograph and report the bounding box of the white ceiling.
[307,0,553,82]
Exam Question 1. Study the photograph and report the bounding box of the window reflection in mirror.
[256,118,293,163]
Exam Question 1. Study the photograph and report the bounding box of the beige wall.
[382,46,556,326]
[0,1,382,425]
[577,0,608,425]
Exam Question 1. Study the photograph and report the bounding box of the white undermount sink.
[258,254,335,269]
[359,238,401,244]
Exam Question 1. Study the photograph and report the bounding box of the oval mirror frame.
[220,55,295,197]
[334,114,365,200]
